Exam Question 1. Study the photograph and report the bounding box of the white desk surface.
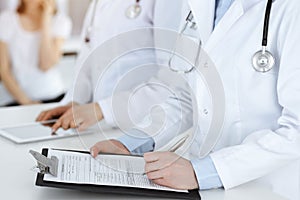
[0,104,287,200]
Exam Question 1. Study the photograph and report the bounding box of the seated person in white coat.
[36,0,185,132]
[90,0,300,200]
[0,0,71,106]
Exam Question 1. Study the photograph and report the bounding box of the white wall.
[0,0,18,11]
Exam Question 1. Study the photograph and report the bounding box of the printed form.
[44,149,188,193]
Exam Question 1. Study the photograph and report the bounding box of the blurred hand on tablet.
[90,140,130,158]
[36,102,78,122]
[51,103,103,133]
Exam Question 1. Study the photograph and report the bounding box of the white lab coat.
[62,0,188,130]
[62,0,158,104]
[150,0,300,199]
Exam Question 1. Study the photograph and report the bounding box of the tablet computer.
[0,121,93,144]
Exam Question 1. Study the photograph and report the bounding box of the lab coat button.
[203,109,209,115]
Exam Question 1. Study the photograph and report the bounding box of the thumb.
[90,144,101,158]
[78,122,89,132]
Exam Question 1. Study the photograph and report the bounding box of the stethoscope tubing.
[85,0,141,44]
[262,0,273,47]
[169,0,275,74]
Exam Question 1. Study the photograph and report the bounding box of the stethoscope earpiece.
[252,49,275,73]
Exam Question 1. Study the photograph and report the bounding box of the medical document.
[44,149,188,193]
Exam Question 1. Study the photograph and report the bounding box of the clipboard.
[32,148,201,200]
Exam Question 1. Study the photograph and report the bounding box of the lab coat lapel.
[205,0,264,51]
[188,0,215,45]
[205,0,245,51]
[188,0,264,155]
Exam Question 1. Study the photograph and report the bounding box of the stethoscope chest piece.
[126,3,142,19]
[251,0,275,73]
[252,49,275,73]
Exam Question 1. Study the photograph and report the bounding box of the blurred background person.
[0,0,18,85]
[0,0,72,106]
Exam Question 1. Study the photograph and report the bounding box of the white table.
[0,104,287,200]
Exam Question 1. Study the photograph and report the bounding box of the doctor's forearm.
[210,127,300,189]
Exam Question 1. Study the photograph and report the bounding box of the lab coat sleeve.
[98,70,194,149]
[60,51,93,105]
[96,66,185,128]
[149,89,194,149]
[59,1,95,105]
[96,85,180,129]
[97,98,116,126]
[210,6,300,189]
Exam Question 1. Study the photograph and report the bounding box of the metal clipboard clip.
[29,150,58,177]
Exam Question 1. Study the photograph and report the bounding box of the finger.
[36,111,46,121]
[90,143,102,158]
[39,109,61,121]
[51,120,62,133]
[147,170,164,180]
[145,161,163,173]
[37,110,55,121]
[59,110,74,130]
[78,119,91,131]
[61,117,72,130]
[144,152,160,163]
[152,178,169,187]
[69,120,77,129]
[42,122,55,128]
[77,122,90,132]
[42,112,55,121]
[73,117,83,129]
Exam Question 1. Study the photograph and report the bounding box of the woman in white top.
[0,0,71,106]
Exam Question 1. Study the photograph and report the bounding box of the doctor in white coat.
[37,0,181,130]
[91,0,300,199]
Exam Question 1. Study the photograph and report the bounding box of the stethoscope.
[85,0,142,44]
[168,11,200,74]
[169,0,275,74]
[252,0,275,73]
